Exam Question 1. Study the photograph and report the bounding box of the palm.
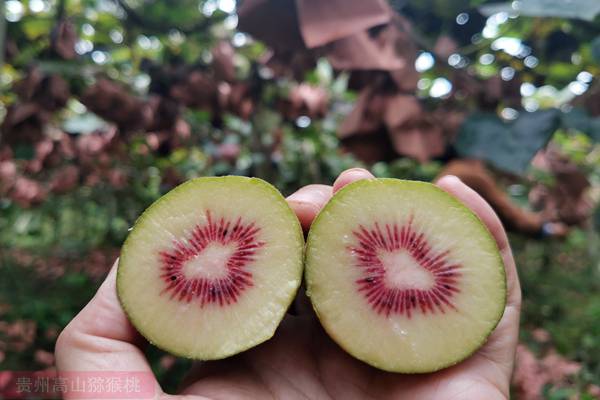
[180,302,517,399]
[56,170,520,400]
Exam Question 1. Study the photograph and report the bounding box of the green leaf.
[561,108,600,141]
[110,47,132,63]
[13,144,35,160]
[479,0,600,21]
[455,110,560,174]
[22,17,53,39]
[592,36,600,64]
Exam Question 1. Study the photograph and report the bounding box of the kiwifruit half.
[305,178,506,373]
[117,176,304,359]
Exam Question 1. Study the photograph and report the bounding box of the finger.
[286,184,333,316]
[287,184,333,232]
[55,261,160,390]
[332,168,375,194]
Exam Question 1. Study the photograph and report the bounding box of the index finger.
[286,184,333,232]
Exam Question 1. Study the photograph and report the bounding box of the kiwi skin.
[117,176,305,360]
[304,178,507,373]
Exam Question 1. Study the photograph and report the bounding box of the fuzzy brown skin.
[56,168,520,400]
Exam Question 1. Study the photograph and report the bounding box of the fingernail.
[344,167,371,174]
[440,174,462,184]
[287,185,331,204]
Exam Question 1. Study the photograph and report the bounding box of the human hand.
[56,168,521,399]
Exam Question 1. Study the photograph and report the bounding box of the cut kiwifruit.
[305,178,506,373]
[117,176,304,360]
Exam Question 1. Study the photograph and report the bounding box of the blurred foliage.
[1,0,600,398]
[515,231,600,397]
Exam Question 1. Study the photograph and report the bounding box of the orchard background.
[1,0,600,398]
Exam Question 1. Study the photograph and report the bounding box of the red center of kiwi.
[159,211,265,307]
[349,216,461,318]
